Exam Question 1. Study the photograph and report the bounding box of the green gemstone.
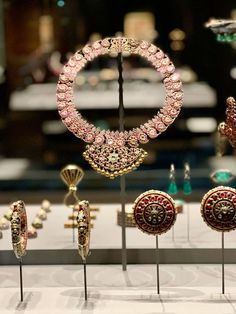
[183,180,192,195]
[216,34,222,42]
[168,181,178,195]
[211,170,234,184]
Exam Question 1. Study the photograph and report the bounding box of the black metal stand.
[83,259,88,301]
[72,207,75,244]
[117,52,127,271]
[155,236,160,294]
[186,202,190,242]
[222,232,225,294]
[19,258,23,302]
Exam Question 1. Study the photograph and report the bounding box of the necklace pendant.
[83,144,148,179]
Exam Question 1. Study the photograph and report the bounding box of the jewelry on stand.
[133,190,177,235]
[10,200,28,259]
[210,124,235,185]
[218,97,236,148]
[201,186,236,232]
[167,164,178,195]
[57,37,183,179]
[76,200,91,261]
[60,164,84,208]
[205,19,236,42]
[133,189,177,294]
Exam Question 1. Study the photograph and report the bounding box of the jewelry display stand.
[155,236,160,294]
[19,258,24,302]
[117,52,127,271]
[83,259,88,301]
[221,232,225,294]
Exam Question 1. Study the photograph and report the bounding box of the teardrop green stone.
[183,180,192,195]
[168,181,178,195]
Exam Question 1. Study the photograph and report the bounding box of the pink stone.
[166,65,175,74]
[57,93,65,101]
[170,73,180,82]
[58,102,67,110]
[148,44,157,54]
[60,109,68,118]
[147,128,157,139]
[156,51,164,59]
[69,58,76,67]
[57,84,67,92]
[140,41,149,49]
[64,117,72,125]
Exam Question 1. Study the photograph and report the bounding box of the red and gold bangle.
[57,37,183,179]
[218,97,236,148]
[133,190,177,235]
[76,200,91,260]
[10,200,28,259]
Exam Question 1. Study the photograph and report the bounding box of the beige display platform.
[0,203,236,264]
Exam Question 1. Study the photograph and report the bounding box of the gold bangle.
[117,210,136,227]
[64,221,94,229]
[10,200,28,259]
[76,200,91,261]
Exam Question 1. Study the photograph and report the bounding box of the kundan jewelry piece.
[201,186,236,232]
[218,97,236,148]
[133,190,177,235]
[10,200,28,259]
[76,200,91,260]
[57,37,183,179]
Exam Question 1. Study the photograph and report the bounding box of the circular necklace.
[57,37,183,179]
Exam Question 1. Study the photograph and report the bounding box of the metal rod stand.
[187,202,190,242]
[83,259,88,301]
[19,258,23,302]
[222,232,225,294]
[156,235,160,294]
[117,52,127,271]
[72,207,75,244]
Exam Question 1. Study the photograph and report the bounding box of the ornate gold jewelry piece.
[133,190,177,235]
[60,164,84,208]
[57,37,183,179]
[218,97,236,148]
[117,210,136,227]
[10,200,28,259]
[75,200,91,261]
[201,186,236,232]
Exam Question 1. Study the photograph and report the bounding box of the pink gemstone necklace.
[57,37,183,179]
